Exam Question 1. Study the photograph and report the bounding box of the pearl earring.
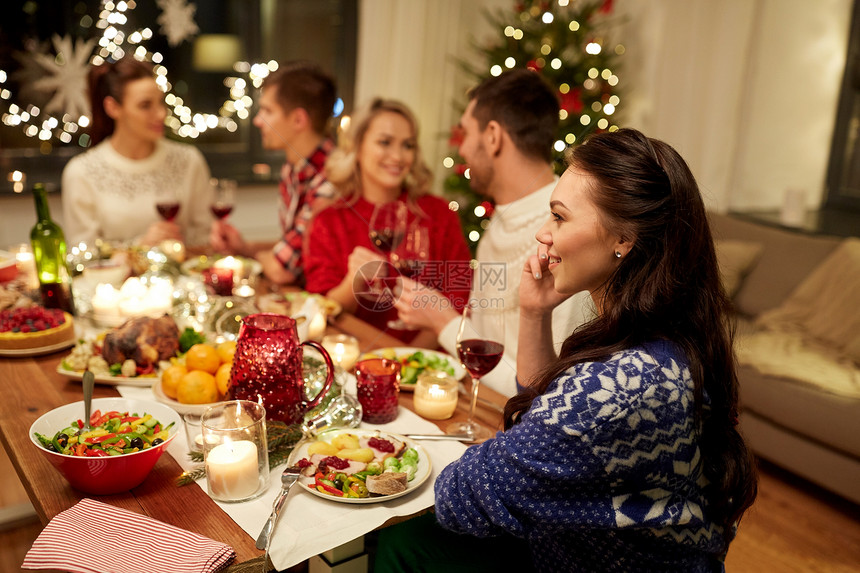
[614,251,622,258]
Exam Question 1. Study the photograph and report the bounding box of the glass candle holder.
[202,267,234,296]
[182,413,204,453]
[413,371,459,420]
[201,400,269,502]
[321,334,361,371]
[355,358,401,424]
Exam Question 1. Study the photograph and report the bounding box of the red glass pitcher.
[228,313,334,424]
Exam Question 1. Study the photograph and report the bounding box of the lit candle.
[308,311,327,341]
[13,246,39,290]
[91,283,121,318]
[214,255,244,277]
[205,440,260,501]
[322,335,360,370]
[413,373,459,420]
[234,283,255,298]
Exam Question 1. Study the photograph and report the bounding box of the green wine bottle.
[30,183,75,314]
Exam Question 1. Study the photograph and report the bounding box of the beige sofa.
[708,212,860,504]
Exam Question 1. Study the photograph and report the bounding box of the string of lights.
[0,0,275,150]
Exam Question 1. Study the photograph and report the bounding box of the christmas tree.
[444,0,624,251]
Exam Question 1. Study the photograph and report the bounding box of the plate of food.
[288,428,431,504]
[56,315,184,387]
[360,347,464,391]
[181,255,262,281]
[257,291,342,318]
[56,365,160,388]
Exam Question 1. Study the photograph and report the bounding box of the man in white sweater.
[395,70,592,397]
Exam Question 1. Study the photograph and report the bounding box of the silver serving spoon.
[82,370,95,432]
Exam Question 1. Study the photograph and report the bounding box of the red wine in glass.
[369,228,404,254]
[447,304,505,441]
[211,202,234,220]
[156,202,180,222]
[457,339,504,378]
[394,259,424,278]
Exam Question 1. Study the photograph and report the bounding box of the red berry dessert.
[0,306,75,352]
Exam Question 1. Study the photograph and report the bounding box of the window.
[825,0,860,210]
[0,0,356,193]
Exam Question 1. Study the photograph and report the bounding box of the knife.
[405,433,475,442]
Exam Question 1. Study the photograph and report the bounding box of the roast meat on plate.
[101,315,180,367]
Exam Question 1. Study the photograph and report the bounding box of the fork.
[256,465,302,551]
[82,370,95,433]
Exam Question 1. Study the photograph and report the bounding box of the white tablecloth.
[117,383,470,571]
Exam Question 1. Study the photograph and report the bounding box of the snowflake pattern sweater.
[434,340,727,572]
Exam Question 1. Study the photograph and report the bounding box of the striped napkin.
[23,498,235,573]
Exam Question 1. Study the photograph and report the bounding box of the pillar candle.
[205,440,260,501]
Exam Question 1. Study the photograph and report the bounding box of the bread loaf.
[366,471,408,495]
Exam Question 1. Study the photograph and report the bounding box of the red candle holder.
[355,358,401,424]
[202,267,234,296]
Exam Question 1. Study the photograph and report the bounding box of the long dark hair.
[87,57,155,145]
[504,128,757,542]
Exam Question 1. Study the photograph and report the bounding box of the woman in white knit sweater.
[62,57,212,247]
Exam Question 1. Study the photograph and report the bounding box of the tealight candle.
[413,371,459,420]
[205,440,259,501]
[321,334,360,370]
[233,283,255,298]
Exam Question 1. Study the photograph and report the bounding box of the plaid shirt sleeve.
[272,180,336,281]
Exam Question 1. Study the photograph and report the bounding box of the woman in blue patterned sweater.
[375,128,757,572]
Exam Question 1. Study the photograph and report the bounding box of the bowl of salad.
[29,397,181,495]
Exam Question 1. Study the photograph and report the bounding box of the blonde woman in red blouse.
[304,99,471,343]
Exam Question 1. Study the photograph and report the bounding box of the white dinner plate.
[56,365,160,388]
[152,379,225,415]
[0,338,76,357]
[362,347,465,391]
[288,428,432,505]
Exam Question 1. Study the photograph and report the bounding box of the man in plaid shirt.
[210,61,338,285]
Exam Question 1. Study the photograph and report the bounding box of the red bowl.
[29,397,181,495]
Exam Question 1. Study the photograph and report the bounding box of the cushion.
[756,237,860,364]
[715,240,762,298]
[708,212,841,316]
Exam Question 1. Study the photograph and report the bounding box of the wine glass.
[387,223,430,331]
[362,201,407,304]
[447,303,505,441]
[315,334,363,430]
[210,179,236,220]
[155,190,180,222]
[368,201,407,256]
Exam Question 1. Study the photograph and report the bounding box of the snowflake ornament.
[23,35,96,118]
[157,0,200,47]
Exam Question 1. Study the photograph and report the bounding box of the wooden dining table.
[0,308,508,572]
